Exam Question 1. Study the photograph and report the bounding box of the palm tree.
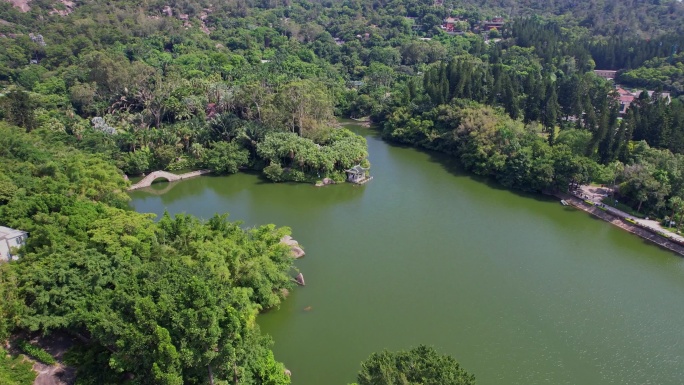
[190,143,205,160]
[117,130,136,152]
[174,123,194,152]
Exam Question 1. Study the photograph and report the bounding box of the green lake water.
[129,122,684,385]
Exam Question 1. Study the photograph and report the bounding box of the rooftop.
[0,226,27,240]
[635,90,671,100]
[345,165,369,174]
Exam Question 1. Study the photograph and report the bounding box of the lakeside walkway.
[128,170,212,191]
[577,185,684,244]
[557,190,684,256]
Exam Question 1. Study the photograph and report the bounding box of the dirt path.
[32,333,76,385]
[9,332,77,385]
[33,361,75,385]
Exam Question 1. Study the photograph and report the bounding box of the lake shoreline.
[360,120,684,257]
[555,192,684,256]
[130,120,684,385]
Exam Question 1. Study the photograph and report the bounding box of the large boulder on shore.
[280,235,305,258]
[291,246,305,258]
[295,272,305,286]
[315,178,335,187]
[280,235,297,246]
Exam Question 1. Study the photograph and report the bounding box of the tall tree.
[354,345,475,385]
[3,90,35,132]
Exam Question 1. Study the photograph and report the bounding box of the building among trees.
[345,165,371,184]
[0,226,27,262]
[483,17,505,31]
[594,70,618,80]
[616,87,671,115]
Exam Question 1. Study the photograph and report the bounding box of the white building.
[0,226,28,261]
[345,165,370,184]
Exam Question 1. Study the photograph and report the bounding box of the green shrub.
[167,156,195,171]
[17,340,56,365]
[0,348,36,385]
[122,148,151,175]
[282,168,309,182]
[263,163,284,182]
[325,170,347,183]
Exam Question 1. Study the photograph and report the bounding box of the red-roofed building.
[616,88,635,115]
[484,17,505,31]
[594,69,617,80]
[614,87,670,116]
[443,17,462,32]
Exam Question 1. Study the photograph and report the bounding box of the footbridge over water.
[128,170,212,191]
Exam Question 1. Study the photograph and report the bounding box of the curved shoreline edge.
[555,192,684,257]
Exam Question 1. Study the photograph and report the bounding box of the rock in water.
[291,246,305,258]
[280,235,296,246]
[295,272,305,286]
[280,235,306,258]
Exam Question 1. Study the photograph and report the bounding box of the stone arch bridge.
[128,170,212,191]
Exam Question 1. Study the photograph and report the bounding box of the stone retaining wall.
[557,192,684,256]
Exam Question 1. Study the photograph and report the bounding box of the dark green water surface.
[129,123,684,385]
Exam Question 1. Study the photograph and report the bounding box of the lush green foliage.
[619,53,684,95]
[0,126,295,384]
[383,101,596,191]
[0,348,36,385]
[0,264,22,342]
[353,345,475,385]
[257,128,369,182]
[17,340,56,365]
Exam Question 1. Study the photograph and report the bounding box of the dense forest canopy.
[2,0,684,382]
